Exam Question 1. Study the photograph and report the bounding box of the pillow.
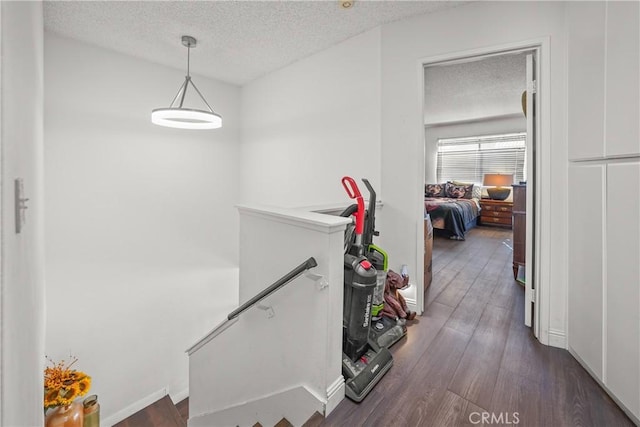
[450,180,481,199]
[425,183,446,197]
[445,182,474,199]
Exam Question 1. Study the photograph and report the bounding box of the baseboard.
[547,328,566,349]
[325,376,345,416]
[401,291,418,314]
[189,384,324,427]
[102,387,167,427]
[171,387,189,406]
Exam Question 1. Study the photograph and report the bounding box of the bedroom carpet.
[321,227,633,427]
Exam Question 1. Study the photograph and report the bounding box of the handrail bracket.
[227,257,319,321]
[256,303,275,318]
[305,271,329,291]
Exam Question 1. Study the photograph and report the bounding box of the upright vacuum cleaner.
[341,179,407,349]
[360,179,408,349]
[340,176,393,402]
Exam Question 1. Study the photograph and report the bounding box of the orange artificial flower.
[44,356,91,410]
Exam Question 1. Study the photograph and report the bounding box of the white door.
[1,2,45,426]
[524,52,538,335]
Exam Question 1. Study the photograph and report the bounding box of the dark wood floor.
[117,227,633,427]
[321,227,634,427]
[114,395,186,427]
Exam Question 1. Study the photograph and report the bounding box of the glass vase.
[83,395,100,427]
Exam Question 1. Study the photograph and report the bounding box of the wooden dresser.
[479,199,513,228]
[511,184,526,279]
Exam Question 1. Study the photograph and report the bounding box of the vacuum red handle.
[341,176,365,236]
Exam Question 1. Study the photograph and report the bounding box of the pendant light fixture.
[152,35,222,129]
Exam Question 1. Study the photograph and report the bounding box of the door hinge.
[528,80,537,94]
[528,288,536,304]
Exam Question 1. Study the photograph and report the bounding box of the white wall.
[44,33,241,422]
[379,1,568,340]
[1,2,45,426]
[240,1,570,341]
[240,28,382,209]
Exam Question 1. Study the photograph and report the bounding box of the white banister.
[187,205,350,426]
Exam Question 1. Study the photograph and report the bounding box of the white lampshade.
[152,108,222,130]
[483,173,514,187]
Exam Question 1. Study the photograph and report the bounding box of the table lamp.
[483,173,514,200]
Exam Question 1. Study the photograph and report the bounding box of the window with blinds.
[436,132,526,184]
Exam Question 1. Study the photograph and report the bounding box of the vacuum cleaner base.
[370,316,407,348]
[342,345,393,402]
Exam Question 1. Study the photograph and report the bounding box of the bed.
[424,182,481,240]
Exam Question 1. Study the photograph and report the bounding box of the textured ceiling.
[44,0,467,86]
[424,52,528,124]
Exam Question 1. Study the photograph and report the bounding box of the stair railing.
[187,256,318,355]
[227,257,318,320]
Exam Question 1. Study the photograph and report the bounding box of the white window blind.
[436,132,526,184]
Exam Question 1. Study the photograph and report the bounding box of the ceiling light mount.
[181,35,196,48]
[152,35,222,130]
[340,1,354,9]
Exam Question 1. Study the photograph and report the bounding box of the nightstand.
[479,199,513,228]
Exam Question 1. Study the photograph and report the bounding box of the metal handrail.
[227,257,318,320]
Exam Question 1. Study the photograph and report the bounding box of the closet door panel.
[605,1,640,158]
[568,164,604,379]
[567,2,606,161]
[606,161,640,418]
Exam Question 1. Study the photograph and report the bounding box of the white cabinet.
[567,1,640,420]
[605,2,640,158]
[568,161,640,419]
[567,1,606,161]
[568,1,640,160]
[606,161,640,417]
[568,164,605,380]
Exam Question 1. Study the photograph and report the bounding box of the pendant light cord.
[186,43,191,78]
[164,36,216,113]
[177,43,192,109]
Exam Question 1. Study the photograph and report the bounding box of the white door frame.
[417,37,552,345]
[0,1,3,421]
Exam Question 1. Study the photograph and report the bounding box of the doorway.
[420,44,543,339]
